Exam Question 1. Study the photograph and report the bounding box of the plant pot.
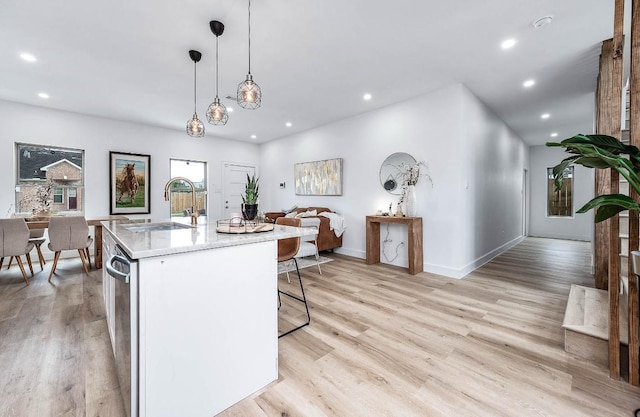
[242,204,258,221]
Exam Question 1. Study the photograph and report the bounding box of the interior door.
[222,163,256,219]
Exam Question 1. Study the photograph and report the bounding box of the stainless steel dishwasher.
[106,245,139,417]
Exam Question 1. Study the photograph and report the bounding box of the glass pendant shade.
[237,74,261,109]
[186,114,205,137]
[207,97,228,125]
[186,49,205,137]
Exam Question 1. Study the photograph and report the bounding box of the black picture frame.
[109,151,151,214]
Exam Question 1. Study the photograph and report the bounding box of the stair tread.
[562,285,629,344]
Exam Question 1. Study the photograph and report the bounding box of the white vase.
[404,185,417,217]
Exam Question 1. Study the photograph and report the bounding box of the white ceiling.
[0,0,615,146]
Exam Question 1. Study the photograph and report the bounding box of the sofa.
[265,207,343,252]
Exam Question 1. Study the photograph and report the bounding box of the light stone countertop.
[101,216,318,260]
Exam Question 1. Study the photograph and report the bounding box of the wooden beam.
[595,40,613,291]
[628,0,640,386]
[610,0,625,381]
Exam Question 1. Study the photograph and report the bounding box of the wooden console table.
[365,215,423,275]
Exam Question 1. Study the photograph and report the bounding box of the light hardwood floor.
[1,237,639,416]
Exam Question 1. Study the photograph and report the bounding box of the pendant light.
[186,50,205,137]
[237,0,261,109]
[207,20,229,125]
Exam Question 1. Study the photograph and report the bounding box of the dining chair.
[296,217,322,276]
[0,218,35,285]
[47,216,93,282]
[6,228,47,271]
[275,217,311,338]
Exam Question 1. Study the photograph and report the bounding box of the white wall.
[260,84,529,278]
[529,145,594,241]
[0,99,259,224]
[458,87,530,274]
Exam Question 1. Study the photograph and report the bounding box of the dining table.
[24,215,128,269]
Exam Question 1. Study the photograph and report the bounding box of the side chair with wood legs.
[0,218,35,285]
[275,217,311,338]
[6,228,47,271]
[47,216,93,282]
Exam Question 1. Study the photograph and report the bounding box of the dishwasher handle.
[106,254,130,284]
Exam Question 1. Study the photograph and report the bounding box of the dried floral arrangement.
[20,179,55,214]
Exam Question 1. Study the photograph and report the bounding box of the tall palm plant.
[546,133,640,222]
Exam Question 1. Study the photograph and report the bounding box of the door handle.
[106,255,130,284]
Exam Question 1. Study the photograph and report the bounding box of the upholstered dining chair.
[6,228,47,271]
[275,217,311,338]
[0,218,35,285]
[296,217,322,276]
[47,216,93,282]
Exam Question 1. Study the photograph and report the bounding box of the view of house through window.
[15,143,84,215]
[169,159,207,217]
[547,166,573,217]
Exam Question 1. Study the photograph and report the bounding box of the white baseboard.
[333,247,365,259]
[327,236,525,280]
[425,236,525,279]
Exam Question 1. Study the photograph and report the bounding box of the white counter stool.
[276,217,311,338]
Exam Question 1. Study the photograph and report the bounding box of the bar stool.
[276,217,311,338]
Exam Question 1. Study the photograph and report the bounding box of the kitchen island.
[101,217,317,417]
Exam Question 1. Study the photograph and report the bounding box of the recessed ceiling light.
[227,107,234,113]
[38,92,49,99]
[501,38,517,49]
[285,122,292,127]
[523,79,535,88]
[541,113,550,119]
[550,132,558,137]
[533,16,553,29]
[20,53,37,62]
[251,134,256,139]
[363,93,372,100]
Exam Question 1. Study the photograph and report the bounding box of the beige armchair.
[0,218,35,285]
[47,216,93,282]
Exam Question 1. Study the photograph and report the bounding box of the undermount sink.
[123,222,194,233]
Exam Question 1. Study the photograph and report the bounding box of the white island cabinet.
[101,218,316,417]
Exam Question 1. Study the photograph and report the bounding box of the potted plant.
[242,174,259,220]
[546,133,640,222]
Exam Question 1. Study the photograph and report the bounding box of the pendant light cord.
[248,0,251,75]
[215,35,219,98]
[193,61,197,112]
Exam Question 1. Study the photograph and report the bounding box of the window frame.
[546,166,574,218]
[169,158,208,218]
[15,142,85,215]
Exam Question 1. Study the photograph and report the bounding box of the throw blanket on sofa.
[319,212,346,237]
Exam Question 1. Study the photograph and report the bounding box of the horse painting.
[117,163,139,203]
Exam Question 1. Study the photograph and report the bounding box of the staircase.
[562,89,636,368]
[563,285,628,367]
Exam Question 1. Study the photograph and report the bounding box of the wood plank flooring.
[1,237,640,416]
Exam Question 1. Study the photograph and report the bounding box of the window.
[15,143,85,214]
[169,159,207,217]
[547,166,573,217]
[53,187,63,203]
